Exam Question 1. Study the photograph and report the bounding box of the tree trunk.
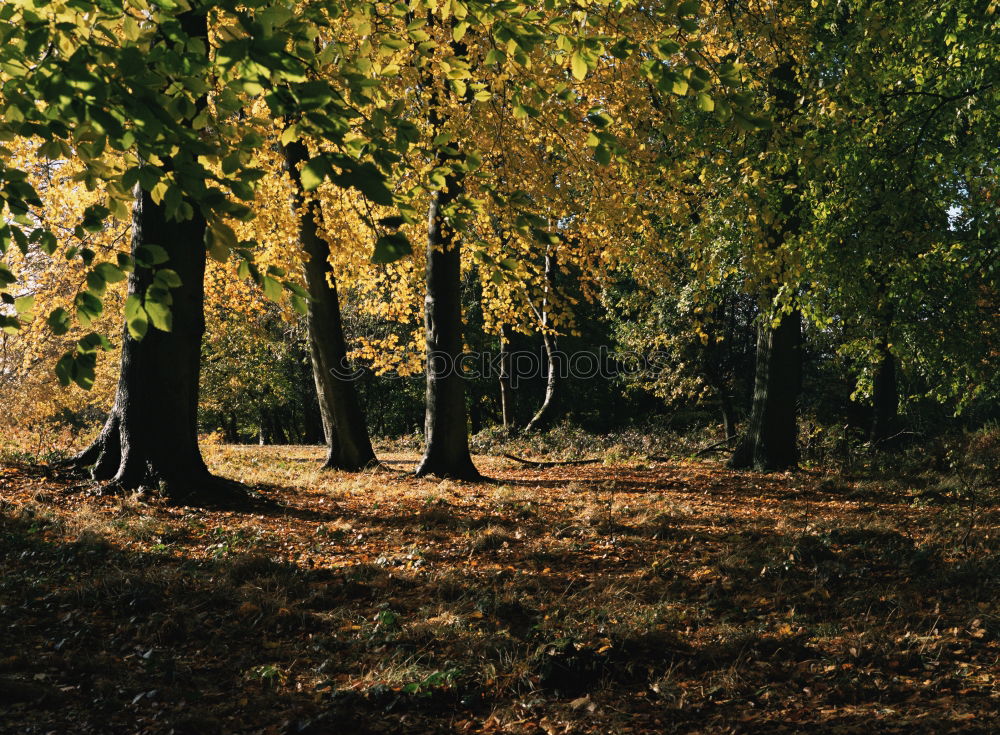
[69,188,232,500]
[283,141,378,471]
[499,324,515,431]
[870,341,898,446]
[729,309,802,471]
[525,251,562,433]
[721,394,737,440]
[414,160,481,480]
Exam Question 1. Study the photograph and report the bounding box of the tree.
[283,140,378,471]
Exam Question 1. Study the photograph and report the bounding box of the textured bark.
[66,8,246,502]
[414,161,481,480]
[69,188,232,500]
[283,141,377,471]
[525,252,562,433]
[729,310,802,471]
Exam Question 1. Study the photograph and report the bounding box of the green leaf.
[332,162,394,206]
[154,269,183,288]
[94,262,126,283]
[14,294,34,315]
[124,294,149,339]
[86,269,107,296]
[55,353,74,386]
[77,332,112,353]
[261,275,283,301]
[594,144,612,166]
[570,51,588,81]
[48,307,71,335]
[74,292,103,328]
[135,244,170,267]
[696,92,714,111]
[206,221,237,262]
[300,157,329,192]
[371,233,412,264]
[143,298,172,332]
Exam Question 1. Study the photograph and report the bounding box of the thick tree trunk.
[499,324,515,431]
[525,252,562,433]
[870,341,898,446]
[414,159,481,480]
[283,141,377,471]
[69,189,233,500]
[729,310,802,471]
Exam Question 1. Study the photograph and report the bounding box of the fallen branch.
[645,435,738,463]
[692,435,739,457]
[502,453,602,469]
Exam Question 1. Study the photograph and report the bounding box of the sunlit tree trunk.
[415,154,481,480]
[283,141,377,471]
[499,324,515,430]
[526,251,562,433]
[70,188,232,499]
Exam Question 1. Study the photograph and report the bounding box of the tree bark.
[729,61,804,472]
[69,188,234,500]
[414,159,481,480]
[525,251,562,433]
[729,309,802,471]
[499,324,515,431]
[283,141,378,471]
[721,394,737,440]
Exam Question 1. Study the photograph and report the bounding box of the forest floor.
[1,445,998,734]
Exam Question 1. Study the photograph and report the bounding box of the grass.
[0,445,997,733]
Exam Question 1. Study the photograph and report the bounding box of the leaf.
[300,157,329,192]
[94,262,127,283]
[594,144,612,166]
[206,221,237,262]
[135,244,170,267]
[14,294,34,315]
[371,233,412,264]
[332,162,394,206]
[696,92,714,111]
[48,307,71,335]
[261,275,283,302]
[143,295,172,332]
[55,353,74,386]
[74,292,103,328]
[154,269,183,288]
[124,295,149,339]
[570,51,588,81]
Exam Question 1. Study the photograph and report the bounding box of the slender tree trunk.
[721,395,737,440]
[283,141,377,471]
[69,188,233,499]
[499,324,515,431]
[414,159,481,480]
[526,251,562,433]
[730,310,802,471]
